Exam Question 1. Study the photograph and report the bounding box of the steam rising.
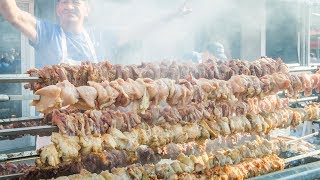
[87,0,301,64]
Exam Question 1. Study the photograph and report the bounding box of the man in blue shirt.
[0,0,97,68]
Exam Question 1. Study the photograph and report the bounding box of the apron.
[60,28,98,65]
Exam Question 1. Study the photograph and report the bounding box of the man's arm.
[0,0,37,42]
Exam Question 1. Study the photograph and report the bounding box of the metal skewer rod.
[0,74,39,83]
[289,66,318,72]
[4,156,39,163]
[286,132,319,144]
[0,173,24,180]
[285,149,320,163]
[0,125,58,137]
[0,94,40,102]
[0,150,38,162]
[0,116,43,125]
[289,96,318,104]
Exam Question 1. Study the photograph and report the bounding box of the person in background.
[0,0,97,68]
[310,52,318,63]
[205,42,228,61]
[190,42,228,63]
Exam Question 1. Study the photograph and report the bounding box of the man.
[206,42,228,61]
[0,0,97,68]
[190,42,228,63]
[0,0,97,150]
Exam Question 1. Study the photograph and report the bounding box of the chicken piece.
[108,128,129,150]
[199,120,218,138]
[38,144,60,167]
[71,99,92,110]
[56,80,79,107]
[101,134,117,150]
[110,80,130,107]
[225,166,246,179]
[247,141,264,157]
[72,113,86,135]
[155,79,170,103]
[161,78,176,99]
[250,76,262,96]
[238,145,255,158]
[127,164,144,179]
[32,85,62,113]
[100,81,120,107]
[79,135,103,155]
[248,98,260,114]
[190,155,205,172]
[123,129,140,151]
[239,116,252,132]
[111,167,131,179]
[142,78,158,102]
[289,74,303,97]
[183,123,202,140]
[61,169,104,180]
[229,116,245,134]
[257,139,273,155]
[226,148,242,164]
[76,86,98,109]
[272,73,291,90]
[213,151,229,166]
[139,88,150,113]
[167,84,183,106]
[135,127,150,145]
[155,163,175,179]
[100,171,115,180]
[122,79,144,101]
[88,81,110,109]
[51,110,69,135]
[149,126,167,147]
[205,120,222,137]
[228,75,248,94]
[311,73,320,89]
[300,74,313,96]
[51,133,81,162]
[247,114,263,133]
[216,117,231,136]
[143,164,157,178]
[177,154,194,173]
[170,161,183,174]
[191,78,218,102]
[177,80,193,106]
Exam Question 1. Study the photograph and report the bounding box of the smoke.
[86,0,302,64]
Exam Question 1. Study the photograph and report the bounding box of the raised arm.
[0,0,37,42]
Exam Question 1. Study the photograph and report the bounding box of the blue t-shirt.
[30,19,96,68]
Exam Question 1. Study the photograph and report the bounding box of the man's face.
[56,0,89,24]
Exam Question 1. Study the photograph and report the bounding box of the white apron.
[60,28,98,65]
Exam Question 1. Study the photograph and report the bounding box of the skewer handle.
[285,149,320,163]
[0,94,40,102]
[286,132,319,144]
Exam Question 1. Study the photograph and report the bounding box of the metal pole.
[318,37,320,61]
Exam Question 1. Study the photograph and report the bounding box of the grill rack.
[1,67,320,179]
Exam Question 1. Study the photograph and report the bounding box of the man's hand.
[180,1,192,16]
[0,0,37,42]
